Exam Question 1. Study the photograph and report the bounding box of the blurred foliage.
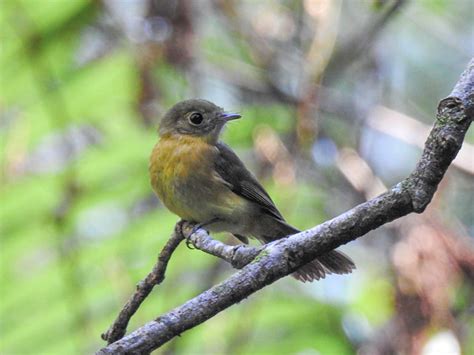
[1,0,473,354]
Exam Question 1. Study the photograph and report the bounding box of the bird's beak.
[219,112,241,121]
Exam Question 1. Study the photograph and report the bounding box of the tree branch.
[98,59,473,354]
[182,223,264,269]
[101,223,185,344]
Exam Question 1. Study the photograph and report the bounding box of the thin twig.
[181,222,263,269]
[102,222,185,344]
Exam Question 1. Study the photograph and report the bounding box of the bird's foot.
[185,237,195,250]
[185,218,219,249]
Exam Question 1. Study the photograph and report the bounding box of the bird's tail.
[291,249,355,282]
[260,220,355,283]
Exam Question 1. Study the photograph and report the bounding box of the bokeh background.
[1,0,473,354]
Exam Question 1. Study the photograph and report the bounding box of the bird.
[149,99,355,282]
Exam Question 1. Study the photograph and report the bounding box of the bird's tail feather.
[260,219,355,283]
[292,250,355,282]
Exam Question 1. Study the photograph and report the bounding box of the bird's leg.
[186,218,220,249]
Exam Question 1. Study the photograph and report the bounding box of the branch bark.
[98,59,473,354]
[102,223,184,344]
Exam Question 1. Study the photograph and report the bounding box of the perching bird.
[149,99,355,282]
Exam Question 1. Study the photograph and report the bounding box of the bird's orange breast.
[150,135,212,179]
[149,134,240,221]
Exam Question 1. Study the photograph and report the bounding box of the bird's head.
[159,99,241,143]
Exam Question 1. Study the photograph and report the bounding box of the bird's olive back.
[159,99,224,137]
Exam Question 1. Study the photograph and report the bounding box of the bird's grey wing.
[214,142,284,221]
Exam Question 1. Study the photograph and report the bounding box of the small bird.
[149,99,355,282]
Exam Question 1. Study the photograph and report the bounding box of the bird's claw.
[185,219,219,250]
[185,222,203,249]
[185,237,195,250]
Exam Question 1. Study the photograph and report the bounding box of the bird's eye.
[189,112,204,125]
